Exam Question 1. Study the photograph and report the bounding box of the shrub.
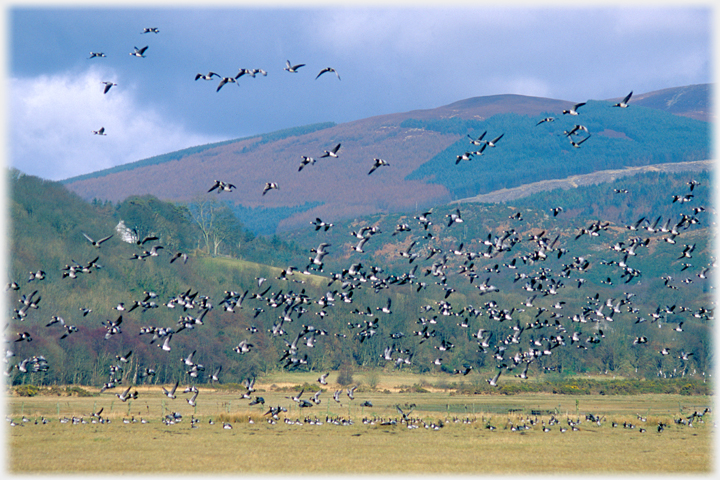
[336,365,354,386]
[15,385,39,397]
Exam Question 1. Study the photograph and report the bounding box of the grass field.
[5,372,715,474]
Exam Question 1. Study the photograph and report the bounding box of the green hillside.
[6,167,714,391]
[405,101,710,199]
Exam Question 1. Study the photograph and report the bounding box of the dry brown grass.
[6,385,713,474]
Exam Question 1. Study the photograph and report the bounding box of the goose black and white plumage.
[83,232,112,247]
[467,131,487,145]
[92,127,107,136]
[298,156,316,171]
[564,125,589,137]
[129,46,148,57]
[536,117,555,126]
[102,82,117,94]
[562,102,586,115]
[486,367,503,387]
[88,52,106,59]
[612,91,633,108]
[484,133,504,147]
[368,158,389,175]
[141,27,159,34]
[569,134,591,148]
[208,180,236,193]
[284,60,305,73]
[162,381,179,399]
[262,182,279,195]
[316,67,340,80]
[195,72,221,81]
[216,76,237,92]
[320,143,341,158]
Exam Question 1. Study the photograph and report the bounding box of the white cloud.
[9,66,226,181]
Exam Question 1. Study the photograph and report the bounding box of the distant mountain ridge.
[62,84,711,234]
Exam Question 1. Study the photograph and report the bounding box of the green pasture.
[5,372,714,474]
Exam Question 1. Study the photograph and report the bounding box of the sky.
[4,2,713,181]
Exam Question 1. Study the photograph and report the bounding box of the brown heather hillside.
[63,86,710,232]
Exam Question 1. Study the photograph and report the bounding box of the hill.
[60,85,711,235]
[7,166,714,389]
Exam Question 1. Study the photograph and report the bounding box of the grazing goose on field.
[612,91,633,108]
[92,127,107,136]
[562,102,586,115]
[284,60,305,72]
[316,67,340,80]
[129,46,148,57]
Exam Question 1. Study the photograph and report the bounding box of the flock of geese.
[8,25,713,435]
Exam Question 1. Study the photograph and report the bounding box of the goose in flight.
[88,52,106,59]
[208,180,236,193]
[83,232,112,247]
[92,127,107,136]
[162,381,179,399]
[467,131,487,145]
[186,390,199,407]
[487,367,503,387]
[562,102,586,115]
[316,67,340,80]
[368,158,389,175]
[564,125,589,137]
[484,133,504,147]
[141,27,159,34]
[102,81,117,94]
[320,143,341,158]
[612,91,633,108]
[298,156,316,171]
[284,60,305,73]
[195,72,221,81]
[216,76,237,92]
[318,372,329,385]
[116,386,138,402]
[570,134,591,148]
[262,182,279,195]
[130,46,148,57]
[536,117,555,126]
